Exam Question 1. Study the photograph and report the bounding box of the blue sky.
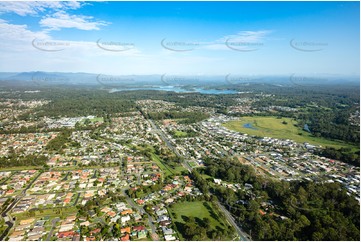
[0,1,359,76]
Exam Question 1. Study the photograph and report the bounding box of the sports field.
[223,116,356,149]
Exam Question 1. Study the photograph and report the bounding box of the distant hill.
[0,71,358,88]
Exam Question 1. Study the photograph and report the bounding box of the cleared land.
[168,201,232,240]
[13,206,77,221]
[150,153,186,177]
[174,131,188,137]
[79,117,104,125]
[223,116,356,149]
[0,166,39,172]
[188,161,198,168]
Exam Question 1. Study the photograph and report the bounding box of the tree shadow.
[181,215,189,222]
[195,217,206,228]
[174,222,188,239]
[215,226,225,234]
[203,202,219,221]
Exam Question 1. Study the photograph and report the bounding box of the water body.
[303,124,311,133]
[243,123,258,130]
[109,86,238,94]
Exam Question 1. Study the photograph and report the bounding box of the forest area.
[193,157,360,241]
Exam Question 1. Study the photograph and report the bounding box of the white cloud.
[160,30,272,52]
[0,19,48,39]
[40,11,109,31]
[221,30,272,42]
[0,18,141,61]
[0,1,81,16]
[0,19,51,53]
[203,30,272,51]
[0,2,108,31]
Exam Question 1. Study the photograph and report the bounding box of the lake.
[109,86,239,94]
[243,123,258,130]
[303,124,311,133]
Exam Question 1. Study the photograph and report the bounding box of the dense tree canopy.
[198,157,360,241]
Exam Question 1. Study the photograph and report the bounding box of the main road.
[141,111,250,241]
[216,201,251,241]
[147,118,192,171]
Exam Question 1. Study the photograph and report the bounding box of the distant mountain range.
[0,71,359,88]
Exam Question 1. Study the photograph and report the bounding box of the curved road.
[46,217,60,240]
[120,189,159,241]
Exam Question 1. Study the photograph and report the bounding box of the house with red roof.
[133,225,146,232]
[90,228,101,235]
[121,234,130,241]
[57,231,77,239]
[136,199,145,205]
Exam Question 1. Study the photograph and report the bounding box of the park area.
[168,201,235,240]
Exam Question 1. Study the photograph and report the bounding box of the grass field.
[150,153,186,177]
[80,117,104,124]
[168,201,232,240]
[13,206,77,221]
[151,153,173,177]
[188,161,198,168]
[52,165,117,171]
[201,173,213,181]
[174,131,188,137]
[223,116,356,149]
[89,117,104,122]
[0,166,39,172]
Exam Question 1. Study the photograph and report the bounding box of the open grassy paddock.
[150,153,186,177]
[174,131,188,137]
[223,116,357,150]
[12,206,78,221]
[168,201,233,240]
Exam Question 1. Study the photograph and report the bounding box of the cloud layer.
[40,11,108,31]
[0,1,81,16]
